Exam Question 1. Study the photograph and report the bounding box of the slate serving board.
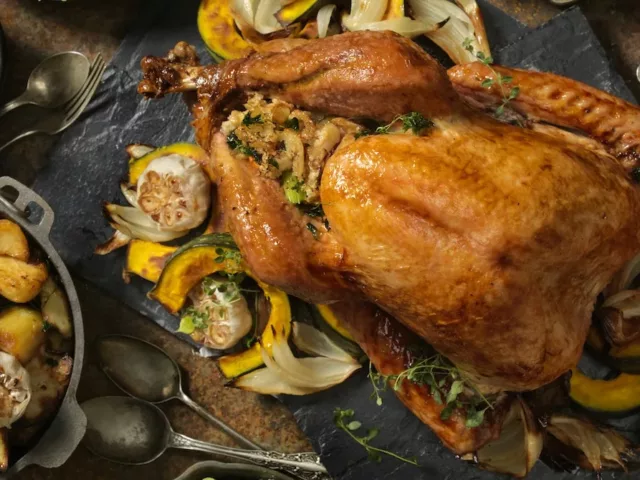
[31,1,638,479]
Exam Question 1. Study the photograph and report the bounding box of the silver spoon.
[0,51,90,118]
[81,396,329,480]
[95,334,262,451]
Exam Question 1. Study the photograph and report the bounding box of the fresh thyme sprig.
[463,38,520,117]
[333,408,419,465]
[356,112,434,139]
[214,247,243,265]
[368,354,494,428]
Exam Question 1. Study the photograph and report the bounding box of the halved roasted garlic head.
[0,352,31,428]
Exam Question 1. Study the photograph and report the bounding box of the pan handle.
[0,176,54,237]
[8,397,87,476]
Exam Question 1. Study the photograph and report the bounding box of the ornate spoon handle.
[170,432,330,480]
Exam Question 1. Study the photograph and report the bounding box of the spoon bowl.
[82,396,169,465]
[96,334,262,450]
[81,396,328,480]
[0,51,90,118]
[96,335,181,403]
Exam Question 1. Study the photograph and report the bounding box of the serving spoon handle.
[0,91,30,119]
[178,390,263,451]
[169,431,329,480]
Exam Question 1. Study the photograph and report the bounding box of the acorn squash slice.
[276,0,330,26]
[311,304,363,359]
[198,0,253,61]
[148,234,243,313]
[128,143,208,187]
[125,240,178,283]
[569,369,640,415]
[218,281,291,378]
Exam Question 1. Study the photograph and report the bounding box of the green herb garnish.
[282,171,307,204]
[226,132,262,163]
[299,203,325,218]
[268,157,280,169]
[463,38,520,117]
[42,321,52,333]
[376,112,434,135]
[214,247,243,265]
[242,113,263,126]
[284,117,300,131]
[333,408,419,465]
[356,112,433,139]
[369,354,493,428]
[178,306,209,334]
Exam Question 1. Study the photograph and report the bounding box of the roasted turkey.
[138,30,640,449]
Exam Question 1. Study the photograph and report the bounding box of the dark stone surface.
[0,0,638,478]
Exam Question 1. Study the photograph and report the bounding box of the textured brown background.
[0,0,638,478]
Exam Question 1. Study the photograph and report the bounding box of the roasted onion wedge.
[473,398,542,478]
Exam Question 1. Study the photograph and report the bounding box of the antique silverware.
[81,397,329,480]
[0,53,105,154]
[95,334,262,451]
[0,51,89,118]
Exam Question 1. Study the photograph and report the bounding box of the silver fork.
[0,53,106,154]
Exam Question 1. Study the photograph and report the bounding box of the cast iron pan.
[0,177,86,478]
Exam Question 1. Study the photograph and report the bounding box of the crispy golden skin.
[139,31,640,392]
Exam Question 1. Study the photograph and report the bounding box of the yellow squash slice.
[126,240,178,283]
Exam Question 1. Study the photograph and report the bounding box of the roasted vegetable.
[178,277,253,349]
[22,352,72,424]
[0,429,8,472]
[198,0,253,61]
[125,240,178,283]
[40,278,73,338]
[569,369,640,414]
[127,142,209,189]
[0,352,31,428]
[598,290,640,346]
[473,398,542,478]
[0,257,48,304]
[0,307,46,364]
[546,415,632,471]
[314,304,355,341]
[218,282,291,378]
[311,304,362,358]
[0,220,28,262]
[276,0,330,26]
[100,143,212,252]
[149,234,243,313]
[231,321,361,394]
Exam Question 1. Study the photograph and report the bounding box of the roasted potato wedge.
[40,278,72,338]
[0,307,46,364]
[0,220,28,262]
[0,428,8,472]
[0,257,48,303]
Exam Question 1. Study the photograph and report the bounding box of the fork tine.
[63,57,106,123]
[63,54,104,118]
[61,54,103,113]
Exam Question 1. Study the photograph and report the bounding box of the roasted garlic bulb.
[0,352,31,428]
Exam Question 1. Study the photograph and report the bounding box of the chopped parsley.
[284,117,300,131]
[226,132,262,163]
[242,113,263,126]
[282,171,307,204]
